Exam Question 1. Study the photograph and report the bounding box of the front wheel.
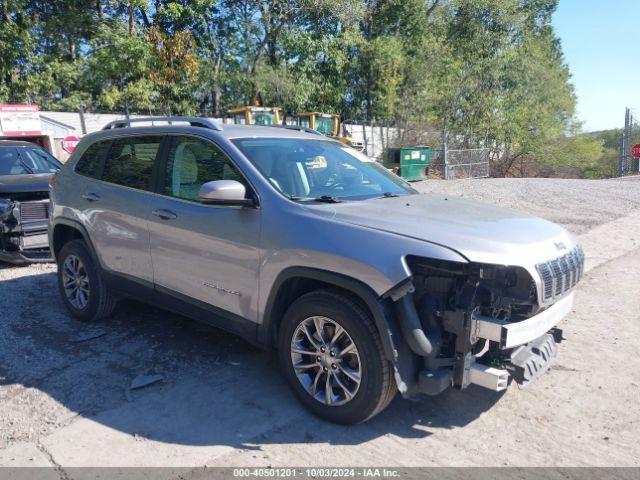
[278,290,396,424]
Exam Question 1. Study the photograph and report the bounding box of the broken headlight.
[0,198,13,216]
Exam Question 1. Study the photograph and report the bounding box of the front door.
[147,135,261,323]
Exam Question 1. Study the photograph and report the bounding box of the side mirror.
[198,180,255,207]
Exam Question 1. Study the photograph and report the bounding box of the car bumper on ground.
[0,230,52,264]
[0,248,53,264]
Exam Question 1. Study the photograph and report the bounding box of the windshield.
[0,146,61,175]
[314,116,335,135]
[232,138,416,201]
[252,112,276,125]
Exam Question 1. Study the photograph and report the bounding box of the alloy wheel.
[62,254,90,310]
[290,316,361,406]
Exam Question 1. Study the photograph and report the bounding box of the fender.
[259,266,399,361]
[259,266,426,394]
[50,217,101,266]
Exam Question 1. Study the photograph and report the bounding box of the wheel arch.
[51,219,99,265]
[259,267,399,362]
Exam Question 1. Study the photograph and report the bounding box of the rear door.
[77,135,162,283]
[147,134,261,322]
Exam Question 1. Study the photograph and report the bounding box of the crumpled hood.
[305,193,576,266]
[0,174,52,195]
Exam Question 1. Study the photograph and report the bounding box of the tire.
[278,289,396,424]
[57,239,117,321]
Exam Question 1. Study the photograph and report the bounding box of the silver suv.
[49,117,583,424]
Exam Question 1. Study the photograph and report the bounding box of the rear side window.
[75,140,110,179]
[101,136,162,191]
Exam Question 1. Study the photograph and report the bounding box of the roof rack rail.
[269,124,323,135]
[102,116,223,131]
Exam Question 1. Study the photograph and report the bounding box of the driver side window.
[164,136,246,202]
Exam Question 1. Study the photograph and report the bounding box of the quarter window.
[75,140,111,179]
[164,136,246,201]
[102,136,161,190]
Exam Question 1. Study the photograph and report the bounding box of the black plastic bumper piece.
[0,247,53,264]
[418,368,453,396]
[508,332,559,387]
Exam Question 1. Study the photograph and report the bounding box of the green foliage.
[0,0,599,177]
[533,131,604,178]
[86,24,155,113]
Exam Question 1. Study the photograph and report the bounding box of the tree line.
[0,0,612,177]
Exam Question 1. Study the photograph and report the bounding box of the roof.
[298,112,339,117]
[228,106,282,113]
[87,122,329,142]
[212,124,328,140]
[0,140,40,147]
[40,115,76,130]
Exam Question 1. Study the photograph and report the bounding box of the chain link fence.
[444,147,491,179]
[427,147,490,179]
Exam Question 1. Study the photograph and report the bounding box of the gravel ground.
[0,176,639,472]
[414,176,640,235]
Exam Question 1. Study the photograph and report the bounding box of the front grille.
[19,201,49,222]
[536,245,585,301]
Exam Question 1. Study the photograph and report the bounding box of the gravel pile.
[413,176,640,234]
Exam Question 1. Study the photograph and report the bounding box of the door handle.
[81,192,100,202]
[152,209,178,220]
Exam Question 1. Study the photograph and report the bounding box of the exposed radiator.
[19,201,50,222]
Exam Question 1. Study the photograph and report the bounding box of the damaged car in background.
[0,140,61,263]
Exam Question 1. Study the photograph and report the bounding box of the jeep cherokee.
[49,117,583,424]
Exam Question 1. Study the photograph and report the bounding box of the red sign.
[62,135,80,153]
[632,144,640,159]
[0,103,40,112]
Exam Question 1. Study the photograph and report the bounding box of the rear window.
[75,140,110,178]
[0,146,60,175]
[101,136,162,190]
[20,147,62,172]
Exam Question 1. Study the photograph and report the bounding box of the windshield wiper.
[287,194,342,203]
[313,195,343,203]
[16,152,34,174]
[377,192,399,198]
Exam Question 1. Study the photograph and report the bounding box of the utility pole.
[628,110,634,174]
[619,107,632,176]
[443,129,449,180]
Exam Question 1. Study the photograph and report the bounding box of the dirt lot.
[1,177,639,474]
[414,176,640,235]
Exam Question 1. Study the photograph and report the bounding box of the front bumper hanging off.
[473,293,573,349]
[467,293,574,392]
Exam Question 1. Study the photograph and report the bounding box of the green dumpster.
[383,146,430,181]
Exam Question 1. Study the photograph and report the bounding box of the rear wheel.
[57,239,117,321]
[278,290,396,424]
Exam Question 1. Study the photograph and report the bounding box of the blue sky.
[553,0,639,132]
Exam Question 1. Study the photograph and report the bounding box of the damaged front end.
[388,253,582,397]
[0,192,52,263]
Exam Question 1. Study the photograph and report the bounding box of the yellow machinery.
[229,106,282,126]
[296,112,364,150]
[296,112,340,136]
